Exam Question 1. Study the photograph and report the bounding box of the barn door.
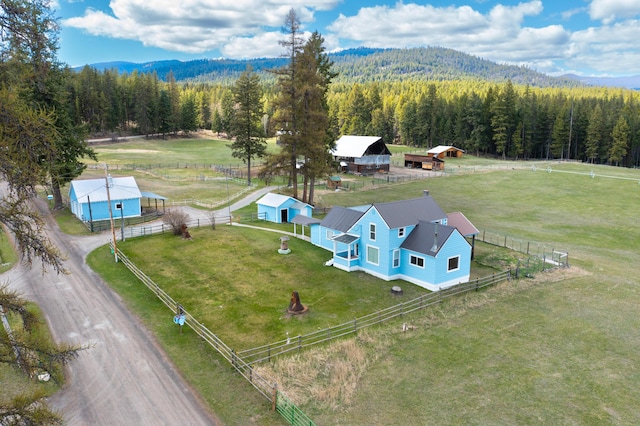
[280,209,288,223]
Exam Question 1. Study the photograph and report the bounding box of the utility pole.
[105,166,118,262]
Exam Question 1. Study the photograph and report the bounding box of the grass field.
[80,138,640,424]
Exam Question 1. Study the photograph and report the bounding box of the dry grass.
[255,329,391,410]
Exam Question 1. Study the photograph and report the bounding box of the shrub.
[163,209,190,235]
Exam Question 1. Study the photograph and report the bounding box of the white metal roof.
[70,176,141,203]
[257,192,294,207]
[427,145,464,155]
[331,135,382,158]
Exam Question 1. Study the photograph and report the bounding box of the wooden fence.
[237,271,511,364]
[108,219,569,425]
[113,240,512,425]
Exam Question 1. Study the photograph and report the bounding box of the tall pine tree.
[230,66,267,186]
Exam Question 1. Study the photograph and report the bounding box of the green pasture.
[77,138,640,423]
[93,226,508,351]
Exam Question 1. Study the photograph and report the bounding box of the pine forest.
[69,56,640,168]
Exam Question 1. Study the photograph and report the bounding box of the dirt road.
[4,196,218,425]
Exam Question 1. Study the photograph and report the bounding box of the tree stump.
[287,291,308,315]
[181,224,192,240]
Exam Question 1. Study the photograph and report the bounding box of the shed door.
[280,209,288,223]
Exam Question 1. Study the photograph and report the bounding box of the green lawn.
[77,138,640,424]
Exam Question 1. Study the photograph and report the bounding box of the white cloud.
[567,19,640,74]
[62,0,340,56]
[221,32,285,59]
[327,1,570,65]
[589,0,640,24]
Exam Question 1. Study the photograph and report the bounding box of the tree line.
[67,64,640,168]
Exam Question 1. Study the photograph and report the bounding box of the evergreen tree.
[296,31,336,204]
[551,105,569,159]
[219,90,235,137]
[270,8,306,199]
[585,104,604,163]
[158,89,173,138]
[609,115,629,166]
[179,92,198,134]
[491,80,517,159]
[229,66,267,186]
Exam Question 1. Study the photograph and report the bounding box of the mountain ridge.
[77,46,639,89]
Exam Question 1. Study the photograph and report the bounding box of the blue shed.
[256,193,313,224]
[69,176,142,223]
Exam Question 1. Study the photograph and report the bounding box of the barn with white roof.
[69,176,142,223]
[331,135,391,175]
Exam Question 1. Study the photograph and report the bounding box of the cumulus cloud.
[589,0,640,24]
[567,19,640,74]
[62,0,340,55]
[59,0,640,76]
[327,1,570,65]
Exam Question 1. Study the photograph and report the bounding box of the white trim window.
[398,227,405,238]
[392,249,400,268]
[326,229,334,239]
[369,223,376,241]
[448,256,460,272]
[367,245,379,266]
[410,255,424,268]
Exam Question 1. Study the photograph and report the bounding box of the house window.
[326,229,334,239]
[448,256,460,272]
[398,227,405,238]
[393,249,400,268]
[410,255,424,268]
[367,246,379,265]
[369,223,376,241]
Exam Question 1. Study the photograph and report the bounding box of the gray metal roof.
[401,221,457,256]
[291,215,321,225]
[140,191,167,200]
[320,206,365,233]
[374,196,446,229]
[332,234,359,244]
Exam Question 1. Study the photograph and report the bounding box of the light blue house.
[256,193,313,224]
[69,176,142,223]
[309,195,474,291]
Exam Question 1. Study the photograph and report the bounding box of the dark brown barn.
[404,153,445,171]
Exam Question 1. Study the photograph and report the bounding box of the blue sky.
[54,0,640,77]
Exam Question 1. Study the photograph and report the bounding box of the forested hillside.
[84,46,579,88]
[69,45,640,169]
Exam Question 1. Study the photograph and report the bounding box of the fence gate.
[275,390,316,426]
